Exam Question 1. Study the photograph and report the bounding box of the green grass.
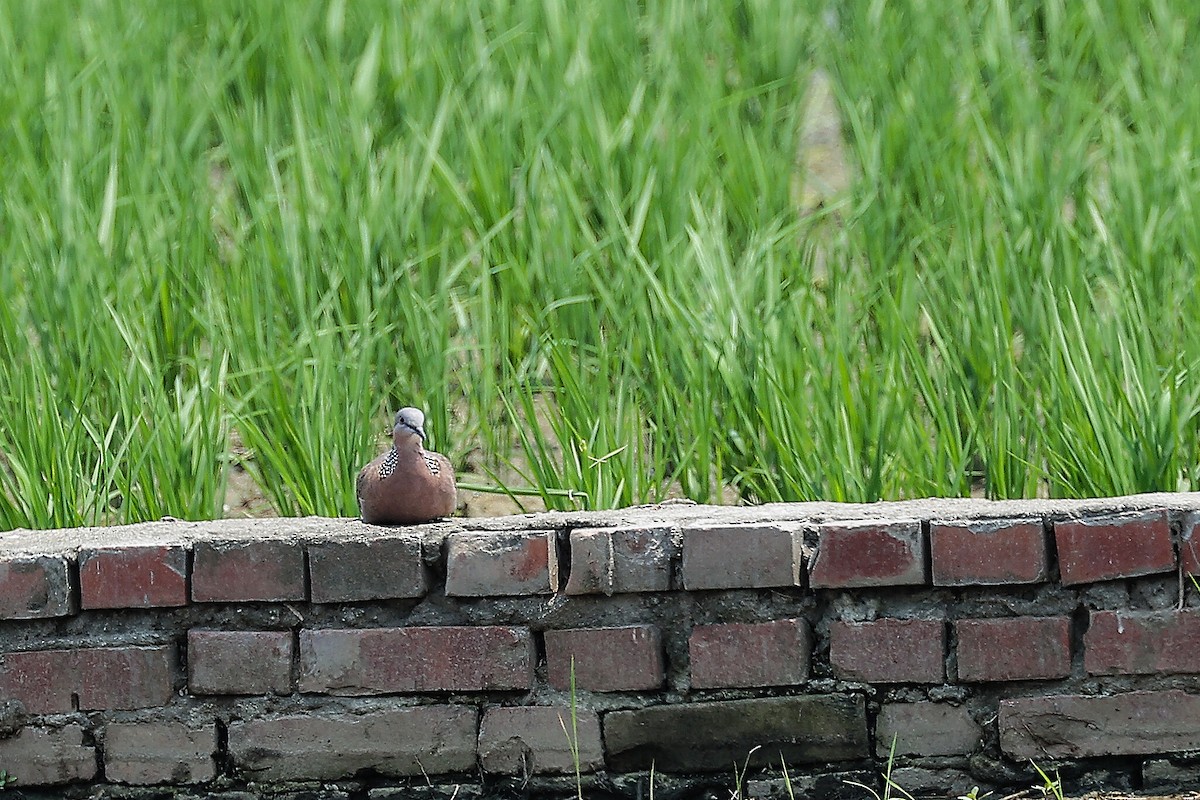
[4,0,1200,529]
[846,735,914,800]
[1032,761,1066,800]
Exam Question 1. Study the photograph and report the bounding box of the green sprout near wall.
[845,735,915,800]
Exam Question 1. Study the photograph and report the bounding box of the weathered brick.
[0,645,174,713]
[566,526,672,595]
[689,619,811,689]
[228,707,477,780]
[830,618,945,683]
[1085,610,1200,675]
[876,702,980,756]
[77,646,176,710]
[0,725,97,785]
[0,649,75,713]
[930,519,1048,586]
[680,523,803,590]
[544,625,663,692]
[999,690,1200,758]
[0,555,73,619]
[104,721,217,785]
[299,626,533,693]
[478,706,603,775]
[885,767,978,799]
[1143,759,1200,791]
[810,520,927,588]
[80,545,188,609]
[1055,510,1174,585]
[604,695,867,771]
[188,630,293,695]
[445,531,557,597]
[192,540,306,602]
[308,535,426,603]
[1182,515,1200,578]
[956,616,1071,682]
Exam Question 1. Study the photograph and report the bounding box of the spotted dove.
[356,407,457,524]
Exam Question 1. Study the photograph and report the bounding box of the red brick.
[76,646,175,709]
[79,545,187,609]
[445,531,557,597]
[955,616,1071,681]
[103,721,217,785]
[1182,515,1200,578]
[188,630,293,695]
[308,535,426,603]
[1054,510,1174,585]
[0,645,174,713]
[478,706,603,774]
[192,540,305,602]
[876,703,980,756]
[680,523,803,590]
[1085,609,1200,675]
[930,519,1048,586]
[1000,690,1200,758]
[689,619,811,688]
[0,725,97,785]
[545,625,663,691]
[810,520,927,588]
[830,618,945,683]
[0,649,75,713]
[299,626,533,693]
[566,526,672,595]
[228,707,477,780]
[0,556,73,619]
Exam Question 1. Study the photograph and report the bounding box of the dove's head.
[393,407,427,442]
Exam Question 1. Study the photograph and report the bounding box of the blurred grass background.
[3,0,1200,530]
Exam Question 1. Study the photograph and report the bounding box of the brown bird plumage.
[356,407,457,524]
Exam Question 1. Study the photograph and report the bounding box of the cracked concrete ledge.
[4,491,1200,556]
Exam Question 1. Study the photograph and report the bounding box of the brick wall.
[1,497,1199,797]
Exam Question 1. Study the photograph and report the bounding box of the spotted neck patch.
[378,448,399,479]
[380,447,440,479]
